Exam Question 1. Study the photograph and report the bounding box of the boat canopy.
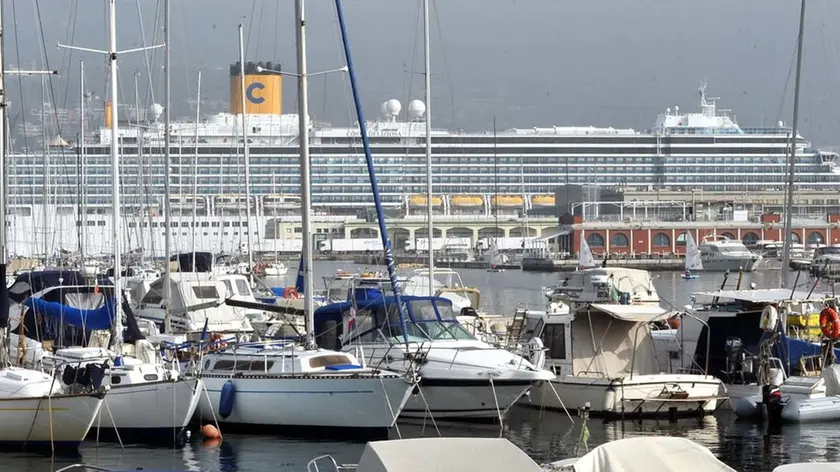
[171,252,214,272]
[692,289,824,304]
[569,436,735,472]
[356,437,541,472]
[588,303,669,322]
[23,296,116,331]
[8,270,87,304]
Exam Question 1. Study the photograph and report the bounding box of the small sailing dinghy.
[682,232,702,279]
[578,237,597,270]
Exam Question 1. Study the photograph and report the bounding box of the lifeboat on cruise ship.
[408,195,443,208]
[490,195,524,208]
[450,195,484,208]
[169,194,206,209]
[531,194,556,207]
[214,194,254,211]
[263,194,301,211]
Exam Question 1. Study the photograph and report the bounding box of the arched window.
[808,231,824,245]
[587,233,605,247]
[742,232,759,246]
[652,232,671,247]
[721,232,736,240]
[789,232,801,244]
[610,233,629,247]
[676,232,688,246]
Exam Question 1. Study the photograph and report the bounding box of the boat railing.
[307,455,357,472]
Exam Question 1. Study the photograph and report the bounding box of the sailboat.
[197,16,414,438]
[578,236,597,270]
[682,232,702,279]
[487,117,506,273]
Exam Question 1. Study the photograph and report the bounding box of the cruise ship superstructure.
[7,63,840,258]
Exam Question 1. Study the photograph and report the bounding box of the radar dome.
[385,99,401,117]
[148,103,164,121]
[408,100,426,119]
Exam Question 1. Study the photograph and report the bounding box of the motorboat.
[308,437,542,472]
[261,262,288,277]
[198,341,415,438]
[774,463,840,472]
[400,268,480,314]
[512,267,723,418]
[314,294,553,420]
[697,235,761,272]
[811,245,840,276]
[544,436,736,472]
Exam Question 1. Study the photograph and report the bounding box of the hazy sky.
[6,0,840,145]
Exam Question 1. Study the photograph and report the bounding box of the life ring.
[283,287,301,299]
[820,307,840,340]
[760,305,779,332]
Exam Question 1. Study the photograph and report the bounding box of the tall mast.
[781,0,806,289]
[163,0,172,333]
[423,0,434,295]
[79,60,86,263]
[192,71,201,272]
[133,71,144,264]
[107,0,124,346]
[0,0,8,367]
[295,0,314,344]
[237,26,254,286]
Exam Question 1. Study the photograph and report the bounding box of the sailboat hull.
[0,391,105,452]
[199,373,414,438]
[400,379,533,419]
[89,378,202,444]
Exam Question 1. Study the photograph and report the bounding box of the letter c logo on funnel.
[246,82,265,104]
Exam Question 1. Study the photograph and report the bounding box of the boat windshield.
[407,300,475,341]
[816,247,840,256]
[348,299,476,344]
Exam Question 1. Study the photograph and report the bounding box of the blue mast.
[333,0,410,343]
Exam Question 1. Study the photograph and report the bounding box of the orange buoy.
[667,315,681,330]
[201,424,221,440]
[820,307,840,340]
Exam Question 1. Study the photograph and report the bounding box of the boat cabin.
[313,295,475,351]
[202,342,364,375]
[547,267,661,307]
[515,303,667,379]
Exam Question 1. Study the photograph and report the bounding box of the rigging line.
[774,29,800,126]
[430,0,457,129]
[58,0,80,113]
[135,0,158,105]
[10,0,32,155]
[246,0,258,55]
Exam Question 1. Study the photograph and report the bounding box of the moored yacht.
[697,235,761,272]
[314,294,553,420]
[523,267,723,417]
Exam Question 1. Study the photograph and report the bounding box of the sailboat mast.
[781,0,806,289]
[79,60,86,263]
[423,0,434,295]
[162,0,172,334]
[493,117,498,250]
[237,26,255,286]
[108,0,124,344]
[133,71,144,265]
[192,71,201,269]
[0,0,9,367]
[295,0,315,344]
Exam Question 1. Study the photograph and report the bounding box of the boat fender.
[527,337,546,370]
[604,386,616,411]
[219,380,236,419]
[759,305,779,332]
[820,307,840,340]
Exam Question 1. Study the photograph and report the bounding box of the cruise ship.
[7,62,840,257]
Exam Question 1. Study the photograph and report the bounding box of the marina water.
[6,263,827,472]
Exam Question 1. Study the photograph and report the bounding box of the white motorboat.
[308,437,542,472]
[0,366,106,453]
[314,294,553,420]
[774,463,840,472]
[545,436,736,472]
[262,262,288,277]
[697,235,761,272]
[198,341,415,438]
[133,271,254,336]
[522,267,723,417]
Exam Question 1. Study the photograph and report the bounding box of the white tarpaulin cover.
[357,437,542,472]
[774,464,840,472]
[589,303,669,322]
[572,437,735,472]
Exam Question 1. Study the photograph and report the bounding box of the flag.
[93,279,100,295]
[581,422,590,446]
[347,306,357,332]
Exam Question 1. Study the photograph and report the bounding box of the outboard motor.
[724,337,747,383]
[763,383,783,424]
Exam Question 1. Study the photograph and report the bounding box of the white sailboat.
[49,0,202,444]
[682,232,702,279]
[0,12,106,453]
[198,16,415,438]
[578,236,597,270]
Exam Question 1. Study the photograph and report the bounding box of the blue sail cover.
[294,257,305,294]
[23,297,116,331]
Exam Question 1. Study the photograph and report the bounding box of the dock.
[351,254,685,272]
